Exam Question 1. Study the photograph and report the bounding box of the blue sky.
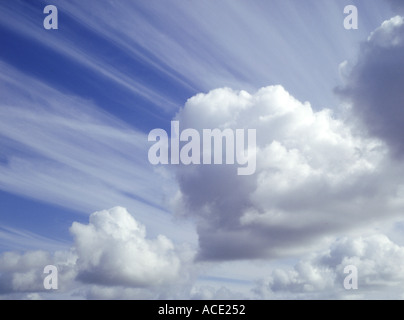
[1,0,404,299]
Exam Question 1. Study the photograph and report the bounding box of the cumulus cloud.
[173,84,403,261]
[0,207,195,299]
[71,207,188,288]
[0,251,52,294]
[254,234,404,299]
[0,250,76,295]
[337,15,404,158]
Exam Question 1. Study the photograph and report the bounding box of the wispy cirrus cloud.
[42,0,393,108]
[0,61,195,243]
[0,226,69,252]
[0,0,183,113]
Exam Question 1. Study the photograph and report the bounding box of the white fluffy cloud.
[174,84,403,261]
[254,234,404,299]
[0,207,194,299]
[367,16,404,47]
[0,251,52,294]
[70,207,186,287]
[0,250,76,296]
[173,12,404,262]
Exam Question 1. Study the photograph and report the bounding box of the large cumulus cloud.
[174,82,404,261]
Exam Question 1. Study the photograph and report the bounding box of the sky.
[0,0,404,299]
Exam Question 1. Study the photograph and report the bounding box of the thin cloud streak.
[0,226,69,252]
[0,1,180,113]
[0,61,195,243]
[52,0,393,108]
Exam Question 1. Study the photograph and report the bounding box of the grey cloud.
[337,16,404,158]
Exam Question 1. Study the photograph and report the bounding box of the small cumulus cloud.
[0,250,76,296]
[254,234,404,299]
[71,206,187,287]
[0,207,196,299]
